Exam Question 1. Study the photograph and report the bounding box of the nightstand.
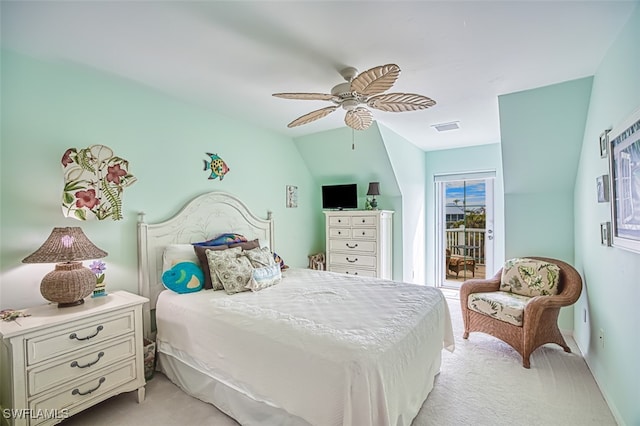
[0,291,148,426]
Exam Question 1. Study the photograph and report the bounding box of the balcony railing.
[445,227,486,265]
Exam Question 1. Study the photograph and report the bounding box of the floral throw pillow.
[206,247,253,295]
[244,246,275,268]
[500,258,560,297]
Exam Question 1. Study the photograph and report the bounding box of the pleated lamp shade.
[366,182,380,196]
[367,182,380,209]
[23,227,108,307]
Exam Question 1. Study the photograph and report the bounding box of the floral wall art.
[61,145,136,220]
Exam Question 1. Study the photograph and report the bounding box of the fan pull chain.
[352,129,355,150]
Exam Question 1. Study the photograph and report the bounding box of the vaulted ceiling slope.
[1,1,635,151]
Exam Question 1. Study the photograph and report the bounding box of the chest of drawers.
[0,291,147,426]
[324,210,393,279]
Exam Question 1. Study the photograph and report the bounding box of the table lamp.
[22,227,108,307]
[367,182,380,210]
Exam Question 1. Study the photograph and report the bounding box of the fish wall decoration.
[203,152,230,180]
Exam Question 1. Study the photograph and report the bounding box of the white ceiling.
[1,1,636,151]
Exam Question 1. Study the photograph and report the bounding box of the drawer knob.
[72,377,106,396]
[70,351,104,369]
[346,243,358,249]
[362,232,366,236]
[361,219,365,223]
[338,231,342,235]
[346,257,358,263]
[69,325,104,341]
[338,219,342,223]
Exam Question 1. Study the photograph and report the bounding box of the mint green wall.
[498,77,592,331]
[0,51,319,309]
[573,4,640,425]
[378,124,426,283]
[499,77,592,263]
[424,143,505,284]
[294,123,404,281]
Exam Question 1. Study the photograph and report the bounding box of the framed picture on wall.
[596,175,609,203]
[286,185,298,208]
[607,107,640,253]
[600,222,611,246]
[599,128,611,158]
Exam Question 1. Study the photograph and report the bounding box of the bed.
[138,191,454,426]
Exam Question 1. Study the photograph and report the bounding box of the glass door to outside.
[435,173,495,289]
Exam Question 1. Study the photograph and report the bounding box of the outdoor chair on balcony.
[446,248,476,278]
[460,256,582,368]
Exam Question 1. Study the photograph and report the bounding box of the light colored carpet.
[61,292,616,426]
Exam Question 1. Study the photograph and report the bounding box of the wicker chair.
[446,248,476,278]
[460,257,582,368]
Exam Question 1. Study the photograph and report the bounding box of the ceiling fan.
[273,64,436,131]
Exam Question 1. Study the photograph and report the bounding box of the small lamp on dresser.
[22,227,108,307]
[367,182,380,210]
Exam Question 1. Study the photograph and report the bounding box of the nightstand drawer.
[330,266,376,277]
[328,216,351,226]
[329,239,376,253]
[26,311,134,365]
[28,335,136,396]
[330,253,377,267]
[328,228,350,238]
[29,359,137,425]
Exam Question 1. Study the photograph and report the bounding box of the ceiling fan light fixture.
[273,63,435,132]
[342,99,358,110]
[432,121,460,132]
[331,82,352,96]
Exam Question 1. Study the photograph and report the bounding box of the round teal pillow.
[161,262,204,294]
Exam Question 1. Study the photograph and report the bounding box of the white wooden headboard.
[137,191,274,337]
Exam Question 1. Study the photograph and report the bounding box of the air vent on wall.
[431,121,460,132]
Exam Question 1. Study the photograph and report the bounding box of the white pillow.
[246,264,282,292]
[162,244,199,272]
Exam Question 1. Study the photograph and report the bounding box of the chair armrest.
[459,270,502,304]
[525,292,578,313]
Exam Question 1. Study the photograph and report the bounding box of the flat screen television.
[322,184,358,210]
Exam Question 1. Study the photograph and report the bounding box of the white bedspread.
[156,268,454,426]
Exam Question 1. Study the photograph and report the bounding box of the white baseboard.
[574,340,626,426]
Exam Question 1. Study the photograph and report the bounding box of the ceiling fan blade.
[345,107,373,131]
[350,64,401,96]
[273,93,335,101]
[287,106,338,128]
[367,93,436,112]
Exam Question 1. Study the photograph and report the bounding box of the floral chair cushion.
[468,291,531,327]
[499,258,560,297]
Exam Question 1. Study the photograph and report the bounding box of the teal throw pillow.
[162,261,205,294]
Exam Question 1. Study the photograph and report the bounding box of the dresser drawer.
[29,359,138,425]
[328,216,351,226]
[26,311,135,366]
[352,228,376,239]
[329,239,376,253]
[351,216,376,227]
[328,228,350,238]
[28,335,136,396]
[330,266,376,277]
[330,253,377,268]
